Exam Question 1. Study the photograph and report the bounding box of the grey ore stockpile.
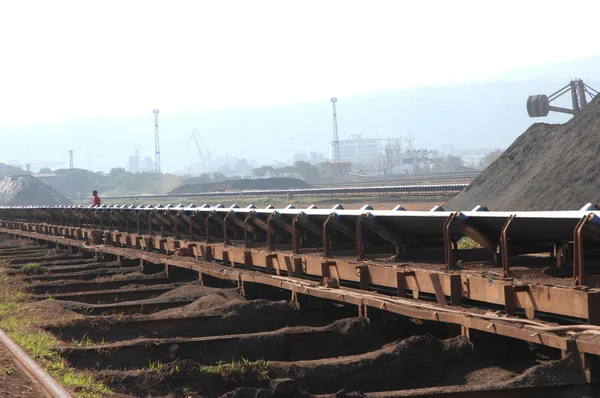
[0,175,72,206]
[445,96,600,211]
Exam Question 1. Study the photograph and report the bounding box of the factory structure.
[328,134,381,164]
[329,135,440,176]
[326,98,442,180]
[128,145,140,173]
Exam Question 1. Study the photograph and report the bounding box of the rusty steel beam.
[8,204,600,321]
[356,213,366,260]
[364,384,591,397]
[291,213,302,254]
[501,214,516,278]
[224,210,257,234]
[243,212,253,248]
[266,213,276,251]
[7,227,600,361]
[443,213,458,270]
[1,221,596,323]
[5,203,600,272]
[573,213,600,286]
[322,213,334,258]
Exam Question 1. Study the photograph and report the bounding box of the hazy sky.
[1,0,599,128]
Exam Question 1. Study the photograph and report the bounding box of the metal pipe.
[0,328,72,398]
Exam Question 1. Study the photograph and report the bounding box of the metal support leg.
[223,213,230,246]
[573,214,591,286]
[244,213,253,248]
[356,214,366,261]
[292,213,301,254]
[266,213,275,251]
[443,213,458,271]
[205,212,213,243]
[501,215,516,278]
[322,214,334,258]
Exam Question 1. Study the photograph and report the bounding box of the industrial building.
[328,134,382,163]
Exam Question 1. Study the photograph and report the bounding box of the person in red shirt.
[92,190,101,206]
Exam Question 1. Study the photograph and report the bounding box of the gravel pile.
[445,96,600,211]
[0,175,72,205]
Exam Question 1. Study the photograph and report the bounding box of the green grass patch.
[21,262,43,275]
[147,358,270,385]
[456,237,481,250]
[70,335,95,347]
[198,358,270,383]
[0,273,112,397]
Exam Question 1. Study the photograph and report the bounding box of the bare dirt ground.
[0,343,41,398]
[0,235,595,397]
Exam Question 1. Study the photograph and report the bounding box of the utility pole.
[67,150,74,169]
[406,130,415,151]
[330,98,340,162]
[153,109,162,193]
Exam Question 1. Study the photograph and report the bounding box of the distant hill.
[2,56,599,172]
[0,163,28,178]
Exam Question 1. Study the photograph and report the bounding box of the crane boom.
[197,134,214,161]
[186,130,212,169]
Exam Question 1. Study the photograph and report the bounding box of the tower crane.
[186,129,214,170]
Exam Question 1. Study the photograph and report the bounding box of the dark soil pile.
[151,285,245,316]
[171,177,310,194]
[98,334,474,397]
[445,96,600,211]
[0,175,72,206]
[269,334,473,393]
